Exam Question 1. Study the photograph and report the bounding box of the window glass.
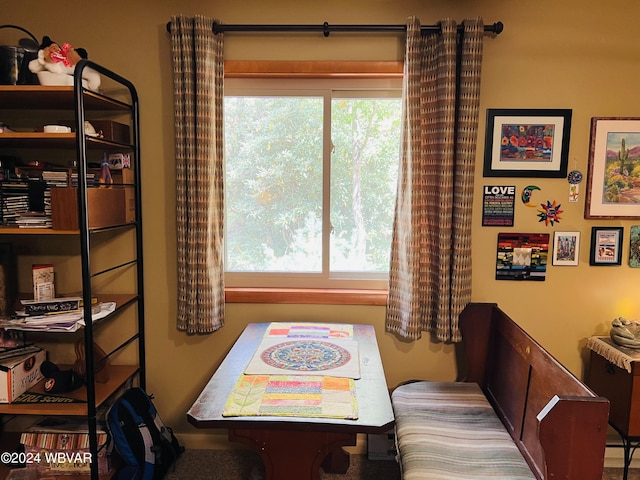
[224,78,401,288]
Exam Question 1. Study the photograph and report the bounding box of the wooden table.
[186,323,395,480]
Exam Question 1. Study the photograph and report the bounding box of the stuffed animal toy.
[28,36,100,91]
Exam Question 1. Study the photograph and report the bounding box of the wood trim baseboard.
[225,287,388,305]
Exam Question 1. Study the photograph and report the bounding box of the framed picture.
[589,226,624,266]
[585,117,640,219]
[483,108,572,178]
[552,231,580,266]
[496,232,549,281]
[630,225,640,268]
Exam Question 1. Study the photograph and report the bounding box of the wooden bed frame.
[458,303,610,479]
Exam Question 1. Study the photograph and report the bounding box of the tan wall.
[3,0,640,447]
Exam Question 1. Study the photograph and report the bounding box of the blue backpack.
[107,387,184,480]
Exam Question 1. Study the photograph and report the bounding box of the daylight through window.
[224,78,402,289]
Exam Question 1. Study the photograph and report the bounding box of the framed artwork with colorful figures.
[483,108,572,178]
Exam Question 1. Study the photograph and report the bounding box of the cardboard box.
[107,153,131,169]
[112,168,136,224]
[89,120,130,144]
[0,348,46,403]
[50,187,134,230]
[21,417,111,475]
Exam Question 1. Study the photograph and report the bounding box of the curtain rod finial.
[492,21,504,35]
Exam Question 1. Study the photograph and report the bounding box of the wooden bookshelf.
[0,68,143,480]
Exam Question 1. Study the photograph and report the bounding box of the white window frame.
[223,77,402,290]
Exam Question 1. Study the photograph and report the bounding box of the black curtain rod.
[166,20,503,37]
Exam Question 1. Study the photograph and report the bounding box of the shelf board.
[0,364,139,416]
[0,227,77,235]
[0,85,131,111]
[0,223,136,235]
[14,293,137,305]
[0,132,133,150]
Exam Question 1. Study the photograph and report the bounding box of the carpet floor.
[164,449,399,480]
[163,449,634,479]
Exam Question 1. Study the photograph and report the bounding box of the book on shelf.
[32,264,54,301]
[20,416,112,475]
[20,297,82,316]
[22,416,110,447]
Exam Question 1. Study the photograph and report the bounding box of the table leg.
[229,428,357,480]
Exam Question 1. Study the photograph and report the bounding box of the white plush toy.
[28,36,100,91]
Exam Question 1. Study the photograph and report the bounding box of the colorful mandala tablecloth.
[245,337,360,379]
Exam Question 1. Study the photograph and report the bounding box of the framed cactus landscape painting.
[585,117,640,219]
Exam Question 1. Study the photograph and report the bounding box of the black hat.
[41,360,83,394]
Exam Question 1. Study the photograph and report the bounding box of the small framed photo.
[552,231,580,266]
[589,226,624,266]
[483,108,572,178]
[585,117,640,219]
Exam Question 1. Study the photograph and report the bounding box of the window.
[224,77,402,289]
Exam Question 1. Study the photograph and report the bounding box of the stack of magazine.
[0,297,115,332]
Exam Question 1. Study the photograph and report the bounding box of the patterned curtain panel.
[170,15,225,334]
[386,17,484,342]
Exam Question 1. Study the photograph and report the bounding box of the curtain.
[169,15,225,334]
[386,17,484,342]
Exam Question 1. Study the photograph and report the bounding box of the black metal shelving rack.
[74,59,146,479]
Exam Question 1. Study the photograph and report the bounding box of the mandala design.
[567,170,583,184]
[260,340,351,372]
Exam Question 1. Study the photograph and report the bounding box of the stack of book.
[20,416,112,476]
[14,212,50,229]
[41,170,69,187]
[0,296,113,332]
[69,172,97,187]
[0,185,29,225]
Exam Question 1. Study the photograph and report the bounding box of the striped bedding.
[391,381,536,480]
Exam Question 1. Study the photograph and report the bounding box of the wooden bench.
[391,302,610,479]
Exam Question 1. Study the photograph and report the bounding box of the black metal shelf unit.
[75,59,145,480]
